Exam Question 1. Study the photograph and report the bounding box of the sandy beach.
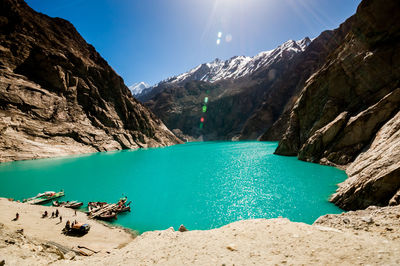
[1,198,400,265]
[0,198,134,264]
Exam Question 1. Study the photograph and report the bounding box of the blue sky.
[26,0,361,86]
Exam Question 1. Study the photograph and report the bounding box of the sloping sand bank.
[1,198,399,265]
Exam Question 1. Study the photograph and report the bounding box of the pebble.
[361,216,374,224]
[178,224,188,232]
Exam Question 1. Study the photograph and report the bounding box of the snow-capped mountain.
[160,37,311,85]
[129,82,150,96]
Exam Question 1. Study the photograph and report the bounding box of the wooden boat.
[97,211,117,221]
[87,202,107,212]
[87,197,130,221]
[116,205,131,213]
[52,200,66,207]
[53,200,83,209]
[65,201,83,209]
[24,191,64,205]
[116,201,131,213]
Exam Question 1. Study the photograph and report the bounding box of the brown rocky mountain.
[0,0,181,162]
[241,22,354,140]
[140,39,311,141]
[275,0,400,210]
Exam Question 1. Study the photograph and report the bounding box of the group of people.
[41,209,63,222]
[65,219,78,230]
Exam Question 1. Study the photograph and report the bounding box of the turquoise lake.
[0,141,346,233]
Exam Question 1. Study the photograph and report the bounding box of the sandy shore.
[1,198,399,265]
[0,198,134,264]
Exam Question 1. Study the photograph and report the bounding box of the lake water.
[0,141,346,233]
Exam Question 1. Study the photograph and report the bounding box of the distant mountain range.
[160,38,311,85]
[137,37,313,141]
[134,38,311,99]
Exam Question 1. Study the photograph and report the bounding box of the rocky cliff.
[242,21,354,141]
[0,0,181,162]
[275,0,400,210]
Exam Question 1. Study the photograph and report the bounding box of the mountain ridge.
[138,37,312,141]
[0,0,181,162]
[138,37,311,101]
[160,38,311,85]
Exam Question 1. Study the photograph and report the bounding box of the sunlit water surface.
[0,141,346,233]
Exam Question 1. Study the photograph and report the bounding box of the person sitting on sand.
[55,209,59,217]
[12,212,19,221]
[42,211,48,218]
[51,211,54,218]
[60,216,62,223]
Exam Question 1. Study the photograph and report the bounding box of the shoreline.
[1,198,399,265]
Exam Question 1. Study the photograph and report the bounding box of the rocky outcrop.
[0,0,181,162]
[242,22,354,141]
[315,205,400,241]
[275,0,400,210]
[330,110,400,209]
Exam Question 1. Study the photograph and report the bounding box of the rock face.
[275,0,400,210]
[140,39,311,141]
[242,24,353,141]
[0,0,181,162]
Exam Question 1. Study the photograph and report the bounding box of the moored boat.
[52,200,66,207]
[24,191,64,205]
[87,202,108,212]
[116,205,131,213]
[97,211,117,221]
[116,201,131,213]
[53,200,83,209]
[65,201,83,209]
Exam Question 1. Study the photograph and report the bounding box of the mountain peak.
[129,82,150,96]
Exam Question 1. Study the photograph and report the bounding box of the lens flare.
[216,39,221,45]
[225,34,232,43]
[217,31,222,38]
[200,117,205,123]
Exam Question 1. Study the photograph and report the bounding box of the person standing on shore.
[12,213,19,221]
